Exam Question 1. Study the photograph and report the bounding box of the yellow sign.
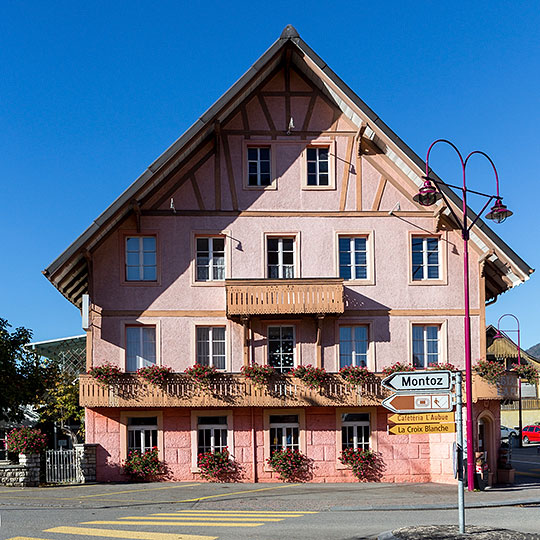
[389,423,456,435]
[388,412,455,424]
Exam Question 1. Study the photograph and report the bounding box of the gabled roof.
[486,325,539,366]
[44,25,533,307]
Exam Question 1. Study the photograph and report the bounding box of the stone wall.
[0,453,40,487]
[75,443,97,483]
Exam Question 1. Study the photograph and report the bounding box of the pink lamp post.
[494,314,523,448]
[413,139,512,491]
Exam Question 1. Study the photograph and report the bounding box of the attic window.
[125,236,157,281]
[247,147,271,186]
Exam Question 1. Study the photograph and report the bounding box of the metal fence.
[45,449,83,484]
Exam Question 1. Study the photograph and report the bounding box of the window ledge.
[408,279,447,286]
[191,281,226,287]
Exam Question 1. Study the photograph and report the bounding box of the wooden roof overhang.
[44,25,533,308]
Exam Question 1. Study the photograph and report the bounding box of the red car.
[522,425,540,444]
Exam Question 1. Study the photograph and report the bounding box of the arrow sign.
[382,370,452,392]
[389,423,456,435]
[382,392,453,413]
[388,412,455,424]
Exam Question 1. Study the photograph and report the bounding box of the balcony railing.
[225,278,344,317]
[79,373,386,408]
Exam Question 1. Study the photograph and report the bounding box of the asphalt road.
[0,447,538,540]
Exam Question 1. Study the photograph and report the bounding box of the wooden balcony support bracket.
[316,315,325,368]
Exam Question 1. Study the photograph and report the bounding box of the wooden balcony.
[79,373,386,409]
[225,278,344,317]
[472,371,519,402]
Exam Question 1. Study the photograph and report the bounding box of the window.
[269,414,299,456]
[268,326,295,372]
[125,237,156,281]
[196,327,226,369]
[126,326,156,371]
[412,325,440,368]
[267,237,295,278]
[341,413,370,451]
[411,237,439,281]
[339,237,368,280]
[128,416,158,454]
[339,326,368,368]
[306,147,329,186]
[196,237,225,281]
[197,416,228,458]
[247,147,271,186]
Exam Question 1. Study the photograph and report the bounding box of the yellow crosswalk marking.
[83,521,264,528]
[6,537,53,540]
[120,516,283,522]
[174,510,316,514]
[44,527,216,540]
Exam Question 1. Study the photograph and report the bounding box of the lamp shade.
[413,178,442,207]
[485,199,513,223]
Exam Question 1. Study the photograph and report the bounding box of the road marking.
[79,484,200,498]
[45,527,216,540]
[121,515,283,522]
[172,483,296,503]
[83,521,264,528]
[515,470,540,478]
[6,537,53,540]
[173,510,314,514]
[510,460,540,465]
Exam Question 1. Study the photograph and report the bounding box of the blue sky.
[2,2,539,348]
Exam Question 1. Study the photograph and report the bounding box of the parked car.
[522,425,540,444]
[501,425,519,440]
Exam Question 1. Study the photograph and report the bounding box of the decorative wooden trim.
[479,270,487,359]
[150,146,215,210]
[221,129,358,136]
[189,174,205,211]
[339,136,355,211]
[141,209,434,218]
[344,309,481,316]
[302,94,317,133]
[260,91,315,97]
[214,122,221,211]
[257,94,276,134]
[285,50,291,132]
[240,104,250,138]
[371,176,387,211]
[221,134,239,210]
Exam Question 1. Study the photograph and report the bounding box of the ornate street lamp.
[413,139,512,491]
[493,314,523,448]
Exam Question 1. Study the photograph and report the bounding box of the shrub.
[184,364,217,386]
[266,448,312,482]
[291,365,326,389]
[512,363,539,385]
[88,363,122,384]
[241,363,275,386]
[137,365,173,385]
[123,447,168,481]
[6,427,48,454]
[339,448,381,481]
[473,359,505,384]
[382,362,415,376]
[340,365,373,385]
[197,449,240,481]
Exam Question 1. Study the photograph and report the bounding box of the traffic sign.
[382,370,452,392]
[387,412,455,424]
[389,423,456,435]
[382,392,453,413]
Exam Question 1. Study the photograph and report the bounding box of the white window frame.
[335,232,375,285]
[195,236,226,282]
[196,416,228,456]
[127,417,158,454]
[335,408,376,470]
[341,412,371,451]
[125,325,156,372]
[266,236,296,279]
[267,325,296,373]
[410,322,447,368]
[196,326,226,370]
[339,325,369,369]
[243,142,277,190]
[125,236,157,281]
[301,141,336,190]
[247,146,272,187]
[269,414,300,455]
[120,410,164,462]
[191,410,234,472]
[338,236,369,281]
[411,236,440,282]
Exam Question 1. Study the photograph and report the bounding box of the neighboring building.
[486,326,540,428]
[44,26,532,483]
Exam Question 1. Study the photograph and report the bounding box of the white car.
[501,425,519,440]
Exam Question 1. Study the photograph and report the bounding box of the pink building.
[45,26,532,484]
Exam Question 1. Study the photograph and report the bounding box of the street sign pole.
[455,371,465,534]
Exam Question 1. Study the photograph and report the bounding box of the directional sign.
[389,423,456,435]
[382,392,453,413]
[382,370,452,392]
[388,412,455,424]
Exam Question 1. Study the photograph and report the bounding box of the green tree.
[0,318,57,422]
